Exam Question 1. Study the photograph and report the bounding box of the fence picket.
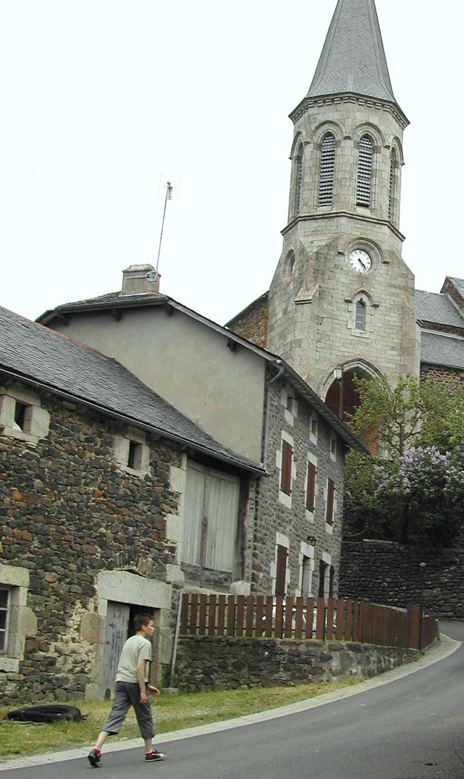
[285,596,295,638]
[236,596,245,638]
[335,600,345,641]
[316,597,325,640]
[180,592,190,635]
[198,594,207,636]
[305,597,314,639]
[227,595,236,636]
[191,594,199,636]
[217,594,226,636]
[264,595,273,637]
[245,595,254,637]
[294,597,304,638]
[326,598,335,641]
[256,595,265,637]
[207,594,217,636]
[275,596,284,639]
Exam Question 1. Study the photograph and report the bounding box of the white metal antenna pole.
[156,181,173,274]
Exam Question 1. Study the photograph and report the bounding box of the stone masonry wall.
[252,369,345,598]
[340,540,464,619]
[0,387,181,704]
[227,294,269,349]
[175,635,418,691]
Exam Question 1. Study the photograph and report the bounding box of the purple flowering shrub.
[375,447,464,546]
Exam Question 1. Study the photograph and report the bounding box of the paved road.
[4,622,464,778]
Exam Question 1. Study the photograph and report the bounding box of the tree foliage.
[345,375,464,547]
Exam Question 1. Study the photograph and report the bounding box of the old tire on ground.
[7,704,82,723]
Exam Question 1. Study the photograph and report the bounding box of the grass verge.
[0,678,361,760]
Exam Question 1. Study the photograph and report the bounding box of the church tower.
[267,0,419,416]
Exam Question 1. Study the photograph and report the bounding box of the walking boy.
[88,613,165,767]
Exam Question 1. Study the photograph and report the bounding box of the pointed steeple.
[308,0,397,105]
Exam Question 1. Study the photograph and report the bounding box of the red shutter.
[280,441,293,495]
[326,479,335,525]
[306,463,316,511]
[276,545,288,596]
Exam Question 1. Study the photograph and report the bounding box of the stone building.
[0,306,262,703]
[38,266,364,604]
[226,0,464,415]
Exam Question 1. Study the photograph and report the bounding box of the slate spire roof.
[307,0,397,106]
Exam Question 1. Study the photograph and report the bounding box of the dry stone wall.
[174,635,418,691]
[340,540,464,619]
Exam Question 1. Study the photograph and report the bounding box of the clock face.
[349,249,372,273]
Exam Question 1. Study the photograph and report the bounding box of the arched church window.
[293,143,304,216]
[356,134,374,207]
[318,132,336,206]
[355,299,367,331]
[388,148,397,223]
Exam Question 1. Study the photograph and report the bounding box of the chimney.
[120,264,160,296]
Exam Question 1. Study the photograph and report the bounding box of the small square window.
[13,402,28,431]
[128,440,142,470]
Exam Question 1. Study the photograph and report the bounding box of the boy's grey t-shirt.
[115,635,152,683]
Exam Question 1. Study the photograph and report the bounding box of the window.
[301,556,312,597]
[293,143,304,216]
[388,148,397,222]
[330,433,337,461]
[183,464,240,573]
[319,132,336,205]
[114,434,149,475]
[275,544,288,596]
[127,440,142,469]
[326,478,335,525]
[310,414,318,444]
[0,588,9,652]
[318,560,328,598]
[355,299,367,331]
[356,134,374,207]
[329,566,335,599]
[306,462,317,512]
[280,440,293,496]
[0,390,50,442]
[13,402,27,431]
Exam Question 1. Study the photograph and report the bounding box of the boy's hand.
[147,684,160,696]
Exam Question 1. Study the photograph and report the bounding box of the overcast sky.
[1,0,463,325]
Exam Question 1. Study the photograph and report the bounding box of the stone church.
[227,0,464,417]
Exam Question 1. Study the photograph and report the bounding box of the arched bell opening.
[324,366,371,421]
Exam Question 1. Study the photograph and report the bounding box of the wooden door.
[102,602,130,697]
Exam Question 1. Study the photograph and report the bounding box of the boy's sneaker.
[88,748,101,767]
[145,750,166,761]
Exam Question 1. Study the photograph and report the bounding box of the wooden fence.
[180,593,439,651]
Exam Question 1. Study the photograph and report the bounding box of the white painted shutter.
[183,465,205,565]
[205,472,239,572]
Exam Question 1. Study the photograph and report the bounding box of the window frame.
[0,587,10,654]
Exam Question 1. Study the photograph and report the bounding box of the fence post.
[408,604,423,650]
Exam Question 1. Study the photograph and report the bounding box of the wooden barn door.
[102,602,130,698]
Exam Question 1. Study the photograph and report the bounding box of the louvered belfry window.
[388,148,397,222]
[356,134,374,207]
[319,132,336,205]
[294,143,304,215]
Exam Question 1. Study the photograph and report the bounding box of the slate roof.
[447,277,464,298]
[414,290,464,329]
[421,331,464,371]
[307,0,398,107]
[0,306,263,474]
